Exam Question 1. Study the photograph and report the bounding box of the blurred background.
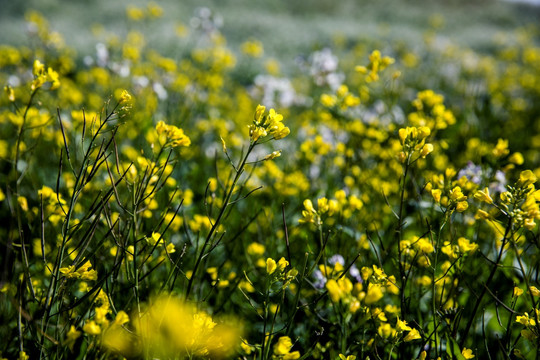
[1,0,539,64]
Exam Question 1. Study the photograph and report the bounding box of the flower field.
[1,3,540,359]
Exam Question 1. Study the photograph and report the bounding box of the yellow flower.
[456,201,469,212]
[513,287,523,297]
[47,67,60,89]
[364,283,384,305]
[33,59,45,76]
[283,351,301,360]
[492,138,509,157]
[475,209,491,220]
[156,121,191,148]
[114,310,130,326]
[377,323,394,338]
[461,348,475,359]
[508,152,524,165]
[396,318,412,332]
[420,143,434,158]
[247,242,265,256]
[431,189,442,203]
[417,126,431,139]
[264,150,282,161]
[474,187,493,204]
[517,170,537,187]
[119,89,132,103]
[4,86,15,102]
[126,5,145,20]
[83,320,101,335]
[277,257,289,272]
[266,258,277,274]
[17,196,28,212]
[273,336,294,356]
[241,39,264,58]
[326,279,342,302]
[64,325,81,350]
[249,105,289,142]
[529,286,540,297]
[134,296,240,357]
[457,237,478,253]
[403,328,421,342]
[516,312,535,326]
[240,339,252,354]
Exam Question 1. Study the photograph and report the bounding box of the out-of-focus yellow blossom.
[326,277,353,303]
[516,312,535,326]
[264,150,282,161]
[408,90,455,130]
[320,85,361,111]
[134,296,240,357]
[298,199,319,225]
[509,152,524,165]
[64,325,81,350]
[403,328,421,342]
[147,2,163,18]
[31,59,60,90]
[517,169,537,188]
[156,120,191,148]
[355,50,395,83]
[59,260,98,281]
[241,39,264,58]
[4,86,15,102]
[432,188,442,203]
[396,318,412,332]
[364,283,384,305]
[273,336,300,359]
[474,187,493,204]
[83,320,101,335]
[378,323,395,339]
[458,237,478,253]
[462,348,475,359]
[447,186,469,212]
[266,258,277,274]
[17,196,28,212]
[247,242,265,256]
[492,138,509,158]
[126,5,145,21]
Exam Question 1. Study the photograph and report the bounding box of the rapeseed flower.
[248,105,289,142]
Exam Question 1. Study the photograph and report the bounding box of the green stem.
[396,155,411,321]
[185,142,255,300]
[459,218,512,347]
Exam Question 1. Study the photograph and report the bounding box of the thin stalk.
[185,142,255,299]
[459,219,512,347]
[396,154,412,321]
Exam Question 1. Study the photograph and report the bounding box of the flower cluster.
[248,104,290,142]
[397,125,433,162]
[156,120,192,147]
[31,59,61,91]
[355,50,395,83]
[408,89,455,130]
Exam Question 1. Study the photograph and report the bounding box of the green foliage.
[0,4,540,360]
